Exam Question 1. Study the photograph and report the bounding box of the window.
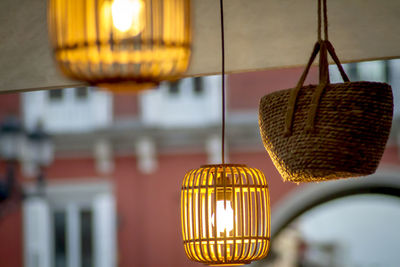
[23,182,116,267]
[80,210,93,267]
[347,63,358,81]
[48,89,63,101]
[169,81,180,95]
[330,60,387,83]
[75,87,89,100]
[140,76,221,128]
[52,207,95,267]
[357,60,387,82]
[193,77,204,95]
[54,211,67,267]
[389,59,400,117]
[22,87,112,133]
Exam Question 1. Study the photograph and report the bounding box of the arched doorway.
[253,171,400,267]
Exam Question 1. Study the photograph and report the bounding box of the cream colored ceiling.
[0,0,399,93]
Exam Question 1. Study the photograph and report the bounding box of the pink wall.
[1,145,399,267]
[0,161,23,267]
[0,66,398,267]
[113,94,140,119]
[228,67,319,110]
[0,93,20,120]
[113,151,302,267]
[0,208,22,267]
[114,154,208,267]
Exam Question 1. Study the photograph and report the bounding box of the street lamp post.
[26,122,54,196]
[0,116,23,201]
[0,117,54,201]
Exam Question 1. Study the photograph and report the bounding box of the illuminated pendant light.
[47,0,191,92]
[180,1,270,265]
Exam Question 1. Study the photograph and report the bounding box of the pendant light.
[47,0,191,92]
[180,0,270,265]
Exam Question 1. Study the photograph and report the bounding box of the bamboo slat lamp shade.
[181,164,270,265]
[47,0,191,92]
[180,0,270,265]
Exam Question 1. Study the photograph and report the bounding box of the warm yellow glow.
[111,0,144,34]
[212,200,234,234]
[47,0,191,92]
[181,164,271,265]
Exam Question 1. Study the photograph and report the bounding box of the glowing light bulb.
[111,0,145,34]
[212,200,234,234]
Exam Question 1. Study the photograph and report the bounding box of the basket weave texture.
[259,80,393,183]
[259,0,393,183]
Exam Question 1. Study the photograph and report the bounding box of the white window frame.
[389,59,400,118]
[140,76,221,128]
[22,87,112,133]
[23,180,117,267]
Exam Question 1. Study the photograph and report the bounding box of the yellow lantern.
[181,164,270,265]
[180,0,270,265]
[47,0,191,92]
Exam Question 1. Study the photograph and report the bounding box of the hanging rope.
[317,0,329,42]
[220,0,226,164]
[323,0,329,40]
[306,0,329,131]
[285,0,330,135]
[318,0,321,41]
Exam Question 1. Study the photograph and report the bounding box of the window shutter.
[23,197,51,267]
[93,194,117,267]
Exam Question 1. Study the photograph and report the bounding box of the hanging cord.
[323,0,329,40]
[306,0,330,131]
[285,0,329,135]
[285,0,350,135]
[318,0,321,41]
[220,0,226,164]
[317,0,329,42]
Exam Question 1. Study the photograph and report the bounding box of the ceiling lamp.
[47,0,191,92]
[180,0,270,265]
[181,165,270,265]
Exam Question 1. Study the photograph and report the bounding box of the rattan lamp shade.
[47,0,191,92]
[181,164,270,266]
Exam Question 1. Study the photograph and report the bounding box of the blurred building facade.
[0,60,399,267]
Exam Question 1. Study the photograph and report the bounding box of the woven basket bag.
[258,0,393,183]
